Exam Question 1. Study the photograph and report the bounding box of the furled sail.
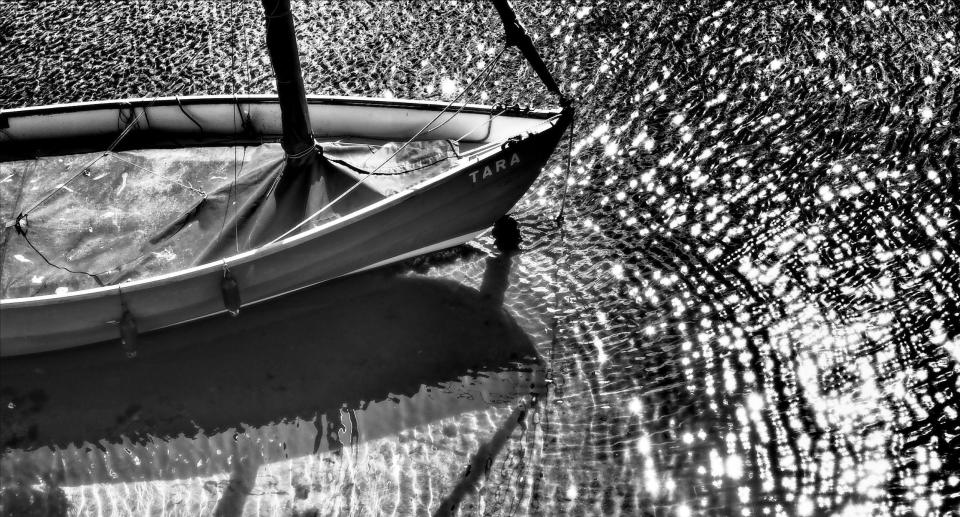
[235,0,332,248]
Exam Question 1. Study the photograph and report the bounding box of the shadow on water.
[0,249,540,514]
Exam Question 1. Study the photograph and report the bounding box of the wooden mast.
[260,0,315,157]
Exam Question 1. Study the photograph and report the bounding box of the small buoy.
[492,215,521,252]
[119,302,138,359]
[221,265,241,316]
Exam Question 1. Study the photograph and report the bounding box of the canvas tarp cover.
[0,140,459,299]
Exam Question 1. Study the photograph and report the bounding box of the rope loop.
[286,143,318,160]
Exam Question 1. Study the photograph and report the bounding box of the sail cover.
[0,139,459,299]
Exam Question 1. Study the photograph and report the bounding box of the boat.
[0,0,572,357]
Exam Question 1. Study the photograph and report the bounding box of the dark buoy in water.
[492,215,521,252]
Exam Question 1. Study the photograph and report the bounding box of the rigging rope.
[107,152,206,196]
[323,142,459,177]
[14,221,107,287]
[175,96,206,135]
[4,86,191,284]
[267,45,510,245]
[12,109,146,222]
[220,0,243,255]
[454,106,509,144]
[546,107,575,411]
[8,81,196,228]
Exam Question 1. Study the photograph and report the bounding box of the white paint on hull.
[149,230,483,333]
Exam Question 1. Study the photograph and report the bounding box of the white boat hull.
[0,96,571,356]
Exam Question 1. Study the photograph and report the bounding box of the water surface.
[2,1,959,515]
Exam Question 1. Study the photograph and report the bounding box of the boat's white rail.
[0,95,559,148]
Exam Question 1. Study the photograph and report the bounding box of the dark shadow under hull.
[1,256,542,458]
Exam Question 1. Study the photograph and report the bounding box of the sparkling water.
[2,1,958,515]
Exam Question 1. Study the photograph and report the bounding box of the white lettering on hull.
[469,153,521,183]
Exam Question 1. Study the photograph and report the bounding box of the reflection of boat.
[0,261,544,485]
[0,0,571,356]
[0,263,546,517]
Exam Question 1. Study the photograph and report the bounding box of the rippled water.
[2,1,959,516]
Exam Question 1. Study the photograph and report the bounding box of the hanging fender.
[221,262,242,316]
[118,298,138,359]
